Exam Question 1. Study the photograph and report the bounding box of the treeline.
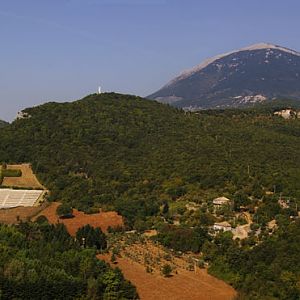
[0,220,138,299]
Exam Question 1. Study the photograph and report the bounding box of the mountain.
[148,43,300,109]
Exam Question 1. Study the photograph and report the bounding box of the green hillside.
[0,120,9,128]
[0,93,300,299]
[0,93,300,215]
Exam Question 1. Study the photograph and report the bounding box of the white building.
[274,109,295,119]
[213,196,231,206]
[213,221,232,232]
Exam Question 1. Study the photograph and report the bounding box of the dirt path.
[2,164,44,189]
[34,202,123,235]
[233,212,253,240]
[99,253,236,300]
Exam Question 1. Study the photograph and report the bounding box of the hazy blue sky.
[1,0,300,121]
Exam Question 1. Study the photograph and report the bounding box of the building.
[274,109,299,119]
[213,221,232,232]
[213,196,231,207]
[16,111,31,120]
[278,198,290,209]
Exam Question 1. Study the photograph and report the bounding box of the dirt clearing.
[99,253,236,300]
[0,202,49,224]
[35,202,124,236]
[2,164,44,189]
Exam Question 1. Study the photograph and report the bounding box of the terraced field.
[99,244,236,300]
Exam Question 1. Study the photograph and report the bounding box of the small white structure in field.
[213,221,232,232]
[213,196,231,207]
[98,86,102,94]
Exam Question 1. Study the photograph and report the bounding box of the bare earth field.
[0,202,49,224]
[35,202,124,236]
[99,253,236,300]
[2,164,44,189]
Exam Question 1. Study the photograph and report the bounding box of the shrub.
[161,264,172,277]
[35,215,49,224]
[56,203,73,218]
[2,169,22,177]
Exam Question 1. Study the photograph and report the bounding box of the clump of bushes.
[2,169,22,177]
[56,203,73,219]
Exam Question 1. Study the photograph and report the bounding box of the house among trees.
[213,196,231,208]
[278,198,290,209]
[273,108,300,119]
[213,221,232,232]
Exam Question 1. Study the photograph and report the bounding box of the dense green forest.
[0,221,137,299]
[0,93,300,299]
[0,93,300,215]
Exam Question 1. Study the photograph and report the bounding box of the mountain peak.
[165,43,300,88]
[240,42,300,56]
[148,43,300,109]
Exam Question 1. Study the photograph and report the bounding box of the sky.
[1,0,300,121]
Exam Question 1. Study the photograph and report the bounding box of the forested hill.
[0,93,300,217]
[0,120,8,128]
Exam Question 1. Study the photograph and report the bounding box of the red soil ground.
[99,253,236,300]
[0,202,49,224]
[35,202,123,236]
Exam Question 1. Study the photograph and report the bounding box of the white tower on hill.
[98,86,102,94]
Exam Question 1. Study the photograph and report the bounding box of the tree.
[56,203,73,218]
[35,215,49,224]
[76,225,107,250]
[0,222,136,299]
[161,264,172,277]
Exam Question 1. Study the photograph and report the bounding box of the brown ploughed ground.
[34,202,124,236]
[99,253,236,300]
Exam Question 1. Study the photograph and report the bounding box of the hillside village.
[150,192,300,244]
